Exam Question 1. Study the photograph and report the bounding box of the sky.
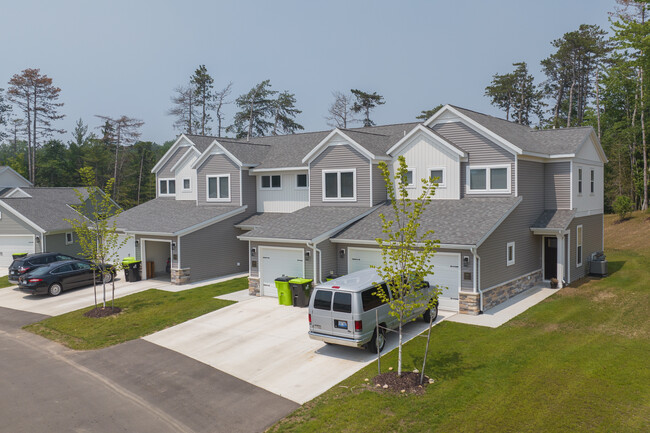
[1,0,617,144]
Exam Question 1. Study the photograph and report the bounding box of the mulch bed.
[83,306,122,318]
[372,371,431,395]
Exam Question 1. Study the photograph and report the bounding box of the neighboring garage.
[141,239,172,280]
[259,246,305,297]
[0,235,35,267]
[347,247,461,312]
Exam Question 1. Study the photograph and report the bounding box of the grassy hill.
[270,212,650,433]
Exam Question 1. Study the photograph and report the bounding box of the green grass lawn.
[270,214,650,433]
[24,277,247,350]
[0,275,13,288]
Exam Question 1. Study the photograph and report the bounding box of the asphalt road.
[0,306,298,433]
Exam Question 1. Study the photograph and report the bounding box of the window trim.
[295,173,308,189]
[322,168,357,202]
[182,178,191,192]
[206,174,231,203]
[590,169,595,195]
[577,168,583,195]
[404,168,416,188]
[429,167,447,188]
[65,232,73,245]
[466,165,511,194]
[158,178,176,197]
[260,174,282,190]
[576,225,583,267]
[506,241,515,266]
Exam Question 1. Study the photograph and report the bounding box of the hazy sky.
[1,0,615,144]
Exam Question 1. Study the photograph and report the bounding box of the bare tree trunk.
[596,68,602,139]
[567,79,576,127]
[420,310,435,385]
[641,65,648,211]
[113,126,120,196]
[553,85,565,128]
[397,319,403,376]
[632,72,639,207]
[137,147,145,205]
[32,89,38,184]
[248,100,254,141]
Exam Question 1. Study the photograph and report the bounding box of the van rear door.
[310,289,334,334]
[330,291,354,339]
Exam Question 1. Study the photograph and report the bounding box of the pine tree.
[228,80,277,139]
[190,65,214,135]
[351,89,385,127]
[272,91,304,135]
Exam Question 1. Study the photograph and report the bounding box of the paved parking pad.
[145,296,453,404]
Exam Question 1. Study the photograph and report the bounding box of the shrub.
[612,195,633,221]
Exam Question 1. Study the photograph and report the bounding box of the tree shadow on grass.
[413,351,483,380]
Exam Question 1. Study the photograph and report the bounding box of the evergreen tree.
[351,89,385,127]
[190,65,214,135]
[168,85,199,134]
[0,88,11,142]
[228,80,277,139]
[272,91,304,135]
[485,62,543,125]
[415,104,443,121]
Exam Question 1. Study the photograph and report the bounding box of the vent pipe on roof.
[403,130,406,136]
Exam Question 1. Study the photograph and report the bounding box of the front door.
[544,237,557,280]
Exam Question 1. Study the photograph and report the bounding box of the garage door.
[347,247,460,312]
[0,235,35,267]
[259,246,304,297]
[115,234,136,262]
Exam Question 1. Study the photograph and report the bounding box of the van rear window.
[313,290,332,310]
[362,284,388,311]
[333,292,351,313]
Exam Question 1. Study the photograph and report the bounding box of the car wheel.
[102,271,113,284]
[48,283,63,297]
[423,304,438,323]
[367,327,386,353]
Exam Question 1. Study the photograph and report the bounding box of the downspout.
[471,247,483,313]
[306,241,322,284]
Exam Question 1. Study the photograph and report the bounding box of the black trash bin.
[289,278,313,307]
[125,260,142,282]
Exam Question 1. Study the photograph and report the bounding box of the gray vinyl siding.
[544,162,571,209]
[157,147,189,181]
[433,122,515,197]
[372,163,387,204]
[196,154,241,206]
[310,145,371,207]
[567,213,603,282]
[478,160,545,290]
[317,239,338,281]
[180,214,250,281]
[241,169,257,210]
[0,205,39,236]
[45,232,83,256]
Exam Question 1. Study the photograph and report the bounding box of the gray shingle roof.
[531,209,576,230]
[184,135,216,153]
[112,198,243,234]
[0,187,90,232]
[332,197,521,246]
[239,206,375,242]
[234,212,286,229]
[449,105,593,155]
[217,139,271,165]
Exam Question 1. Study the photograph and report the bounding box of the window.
[159,178,176,196]
[296,174,308,188]
[429,168,446,188]
[333,292,352,313]
[261,175,281,189]
[207,174,230,202]
[576,225,583,267]
[52,264,74,274]
[590,169,595,194]
[468,166,510,193]
[404,170,415,187]
[578,168,583,194]
[506,241,515,266]
[323,169,356,201]
[361,285,387,311]
[183,178,191,191]
[313,290,333,310]
[65,232,73,245]
[73,262,91,271]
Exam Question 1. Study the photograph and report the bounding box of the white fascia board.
[250,166,308,173]
[329,238,475,249]
[302,129,375,164]
[311,206,380,245]
[530,227,568,236]
[426,106,522,156]
[475,197,523,248]
[0,199,47,233]
[126,231,175,237]
[5,187,31,198]
[174,206,247,236]
[191,140,243,170]
[151,134,192,174]
[170,146,201,173]
[422,104,453,126]
[386,124,466,157]
[236,235,309,244]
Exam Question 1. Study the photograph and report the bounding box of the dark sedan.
[18,260,115,296]
[9,252,80,283]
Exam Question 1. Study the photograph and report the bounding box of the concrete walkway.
[446,284,558,328]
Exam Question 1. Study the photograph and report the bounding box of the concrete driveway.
[145,294,453,404]
[0,276,170,316]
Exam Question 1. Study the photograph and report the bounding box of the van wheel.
[48,283,62,296]
[423,304,438,323]
[367,327,386,353]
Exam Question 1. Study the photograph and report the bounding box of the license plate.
[335,320,348,329]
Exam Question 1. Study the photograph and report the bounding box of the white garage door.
[115,234,136,263]
[259,246,304,297]
[0,235,35,267]
[347,247,460,312]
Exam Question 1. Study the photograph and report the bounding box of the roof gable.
[0,166,32,187]
[191,139,242,170]
[387,124,466,158]
[302,129,375,164]
[151,135,193,174]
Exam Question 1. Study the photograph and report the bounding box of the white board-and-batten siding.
[256,172,309,213]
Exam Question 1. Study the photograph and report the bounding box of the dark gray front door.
[544,237,557,280]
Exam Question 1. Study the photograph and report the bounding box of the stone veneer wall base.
[459,292,480,315]
[482,270,543,312]
[248,277,261,296]
[171,268,191,285]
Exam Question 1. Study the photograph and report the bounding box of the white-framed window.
[429,167,446,188]
[261,175,282,190]
[467,165,510,193]
[323,169,356,201]
[296,173,308,189]
[576,225,583,267]
[0,211,2,219]
[506,241,515,266]
[182,178,191,192]
[590,169,595,194]
[206,174,230,202]
[159,178,176,196]
[65,232,73,245]
[404,169,415,187]
[578,168,583,195]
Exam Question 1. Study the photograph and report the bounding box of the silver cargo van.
[308,268,437,352]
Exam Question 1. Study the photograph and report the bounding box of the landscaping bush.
[612,195,633,221]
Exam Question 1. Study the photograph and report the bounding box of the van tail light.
[28,278,43,283]
[354,320,362,332]
[332,286,340,289]
[308,314,311,324]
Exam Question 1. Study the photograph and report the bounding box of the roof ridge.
[449,105,533,130]
[340,129,390,137]
[530,126,593,132]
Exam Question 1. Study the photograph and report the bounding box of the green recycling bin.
[289,278,313,307]
[325,273,341,281]
[275,276,294,306]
